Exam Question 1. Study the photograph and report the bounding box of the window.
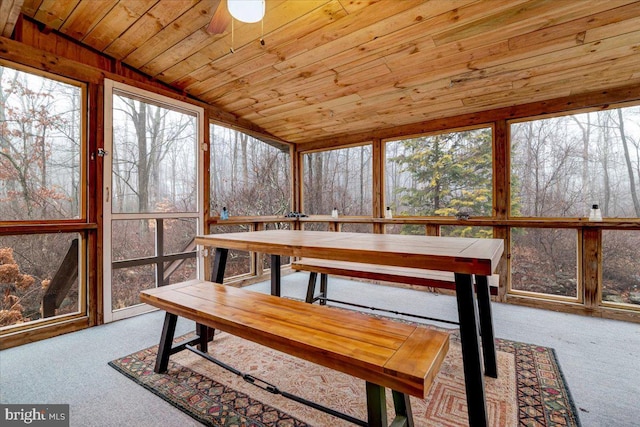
[0,64,83,221]
[385,127,493,218]
[0,234,83,329]
[602,230,640,308]
[303,145,372,216]
[111,92,198,214]
[510,107,640,300]
[510,228,578,299]
[510,107,640,218]
[210,124,290,217]
[1,62,85,330]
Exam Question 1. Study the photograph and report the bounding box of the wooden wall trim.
[506,294,639,324]
[0,316,90,350]
[0,223,98,235]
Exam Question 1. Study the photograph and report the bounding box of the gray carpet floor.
[1,272,639,426]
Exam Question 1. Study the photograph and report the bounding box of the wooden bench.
[291,258,498,378]
[141,279,450,427]
[292,258,498,304]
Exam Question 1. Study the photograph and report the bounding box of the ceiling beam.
[0,0,24,37]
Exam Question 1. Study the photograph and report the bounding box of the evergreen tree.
[390,128,493,217]
[388,128,493,237]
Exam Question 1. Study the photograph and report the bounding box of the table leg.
[476,275,497,378]
[271,254,281,296]
[211,248,228,283]
[454,272,488,427]
[155,312,177,373]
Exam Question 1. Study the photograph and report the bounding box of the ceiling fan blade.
[206,0,231,34]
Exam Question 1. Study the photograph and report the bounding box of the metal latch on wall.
[97,148,108,157]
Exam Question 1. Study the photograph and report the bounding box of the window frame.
[0,60,89,335]
[0,59,88,225]
[300,142,374,217]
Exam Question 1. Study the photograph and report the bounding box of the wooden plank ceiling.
[17,0,640,145]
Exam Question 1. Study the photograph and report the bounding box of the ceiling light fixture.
[227,0,265,24]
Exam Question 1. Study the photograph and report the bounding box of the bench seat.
[141,279,449,397]
[141,279,450,426]
[292,258,498,296]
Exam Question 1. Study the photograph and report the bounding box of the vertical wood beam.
[425,224,439,236]
[202,111,212,281]
[255,221,264,275]
[493,120,510,301]
[203,111,211,227]
[88,82,102,325]
[583,228,601,309]
[372,138,384,234]
[292,145,302,230]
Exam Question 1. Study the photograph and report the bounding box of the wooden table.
[195,230,504,427]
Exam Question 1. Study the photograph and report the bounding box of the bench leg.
[271,254,281,296]
[305,272,329,304]
[305,272,318,303]
[155,312,178,373]
[365,382,387,427]
[476,275,497,378]
[207,247,229,341]
[454,273,488,427]
[319,273,328,305]
[392,391,413,427]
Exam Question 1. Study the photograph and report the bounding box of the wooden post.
[425,224,439,236]
[493,120,509,301]
[582,228,601,309]
[89,82,102,326]
[372,138,384,234]
[292,145,303,230]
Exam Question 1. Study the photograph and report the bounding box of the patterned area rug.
[109,326,580,427]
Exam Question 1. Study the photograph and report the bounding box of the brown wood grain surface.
[291,258,499,293]
[196,230,504,276]
[141,280,450,397]
[15,0,640,145]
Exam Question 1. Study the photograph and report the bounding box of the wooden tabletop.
[196,230,503,276]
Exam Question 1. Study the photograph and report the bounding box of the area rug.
[109,326,580,427]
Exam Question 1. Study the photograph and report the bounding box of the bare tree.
[616,109,640,216]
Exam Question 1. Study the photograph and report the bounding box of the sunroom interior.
[1,1,640,426]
